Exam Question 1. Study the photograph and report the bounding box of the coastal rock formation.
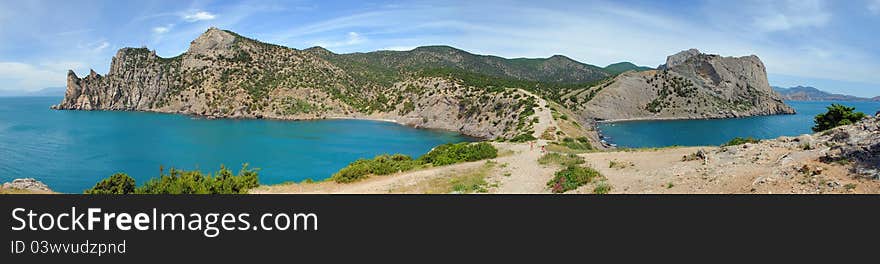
[2,178,52,192]
[562,49,795,121]
[53,28,571,139]
[53,29,793,140]
[815,114,880,179]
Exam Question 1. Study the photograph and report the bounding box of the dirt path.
[518,89,557,139]
[488,142,555,193]
[251,142,556,194]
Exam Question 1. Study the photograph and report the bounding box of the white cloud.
[870,0,880,13]
[93,41,109,52]
[153,25,172,34]
[76,40,111,53]
[751,0,831,32]
[182,11,216,22]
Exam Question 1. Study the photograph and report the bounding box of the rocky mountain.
[53,28,600,139]
[561,49,795,121]
[54,28,795,139]
[772,86,879,102]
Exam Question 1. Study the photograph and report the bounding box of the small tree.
[85,173,136,194]
[812,104,866,132]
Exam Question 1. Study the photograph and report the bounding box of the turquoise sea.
[0,97,471,193]
[598,101,880,148]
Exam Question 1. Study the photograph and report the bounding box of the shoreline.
[50,106,490,140]
[595,111,798,124]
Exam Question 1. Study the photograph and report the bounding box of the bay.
[0,97,470,193]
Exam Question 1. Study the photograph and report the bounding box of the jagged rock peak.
[661,48,701,69]
[188,27,237,55]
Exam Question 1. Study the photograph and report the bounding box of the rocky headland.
[562,49,795,121]
[53,28,795,142]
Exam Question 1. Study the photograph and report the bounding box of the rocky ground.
[1,178,54,194]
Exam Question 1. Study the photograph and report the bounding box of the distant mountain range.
[772,86,880,102]
[0,87,65,97]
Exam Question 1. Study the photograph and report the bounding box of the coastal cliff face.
[54,28,794,139]
[562,49,795,121]
[53,28,555,139]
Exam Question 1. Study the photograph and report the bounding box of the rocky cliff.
[54,29,794,139]
[561,49,795,121]
[53,28,569,139]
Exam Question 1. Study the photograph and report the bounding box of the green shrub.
[136,165,259,194]
[722,137,760,147]
[419,142,498,166]
[559,137,593,151]
[509,133,536,142]
[332,142,498,183]
[547,166,601,193]
[85,173,136,194]
[85,165,260,194]
[538,153,585,167]
[331,154,421,183]
[812,104,866,132]
[593,181,612,194]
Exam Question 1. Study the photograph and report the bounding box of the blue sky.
[1,0,879,97]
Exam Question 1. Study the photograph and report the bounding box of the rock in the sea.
[2,178,52,192]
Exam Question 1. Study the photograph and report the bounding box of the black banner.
[2,195,878,262]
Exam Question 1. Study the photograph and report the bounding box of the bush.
[136,165,259,194]
[547,166,601,193]
[419,142,498,166]
[85,173,136,194]
[509,133,536,142]
[593,181,612,194]
[332,142,498,183]
[538,153,585,167]
[331,154,421,183]
[812,104,866,132]
[722,137,760,147]
[85,165,260,194]
[560,137,593,151]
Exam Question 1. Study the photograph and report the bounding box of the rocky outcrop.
[565,49,795,121]
[815,114,880,179]
[53,48,182,111]
[2,178,52,192]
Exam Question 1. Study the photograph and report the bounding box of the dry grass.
[390,161,497,194]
